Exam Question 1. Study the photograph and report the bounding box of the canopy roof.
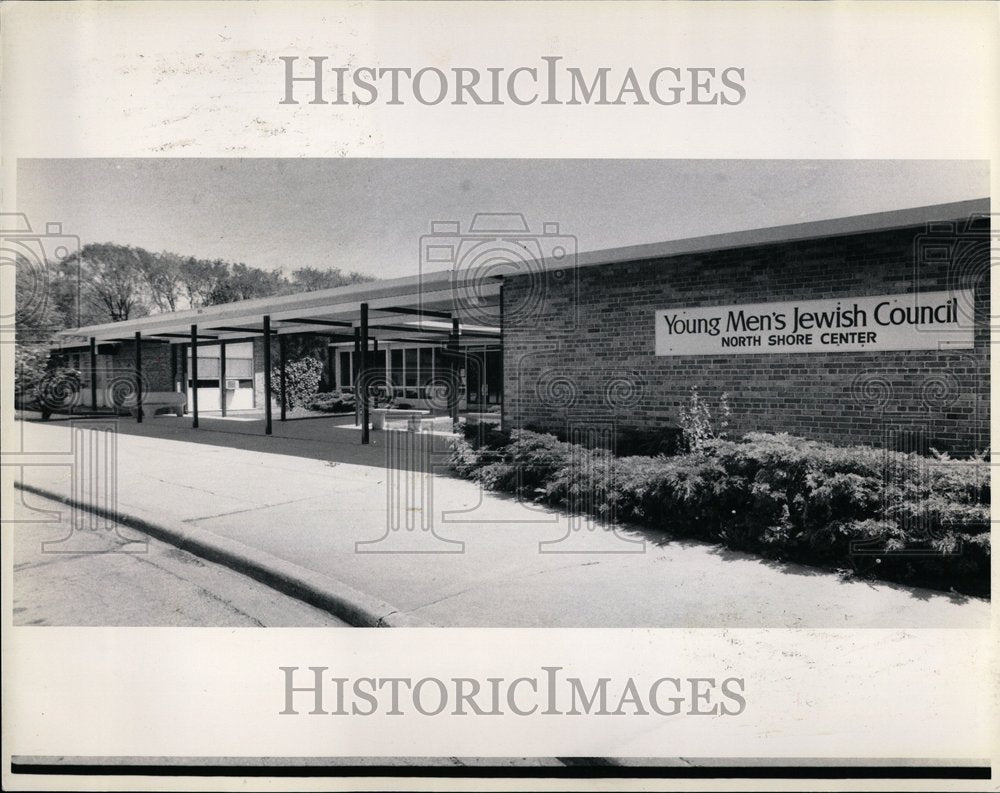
[56,268,503,347]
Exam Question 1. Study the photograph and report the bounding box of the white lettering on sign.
[654,290,975,356]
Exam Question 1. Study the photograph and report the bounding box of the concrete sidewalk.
[7,418,989,628]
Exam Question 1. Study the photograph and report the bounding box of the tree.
[178,257,228,308]
[15,253,70,344]
[79,243,149,322]
[137,249,185,312]
[207,261,287,305]
[21,242,380,332]
[287,266,373,293]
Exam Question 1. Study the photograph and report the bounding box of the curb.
[14,480,427,628]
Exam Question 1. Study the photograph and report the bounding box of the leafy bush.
[14,344,51,408]
[306,391,357,414]
[14,345,82,419]
[449,428,989,596]
[679,386,730,452]
[456,423,577,497]
[451,423,512,477]
[271,356,324,410]
[35,367,82,419]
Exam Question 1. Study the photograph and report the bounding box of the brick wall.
[53,339,177,409]
[502,223,990,455]
[106,339,174,393]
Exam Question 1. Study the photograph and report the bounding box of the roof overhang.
[58,269,503,345]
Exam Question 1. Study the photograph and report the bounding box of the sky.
[16,159,989,280]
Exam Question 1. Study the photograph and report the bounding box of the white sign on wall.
[654,290,975,356]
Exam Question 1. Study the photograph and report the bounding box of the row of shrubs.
[306,392,357,414]
[450,426,990,596]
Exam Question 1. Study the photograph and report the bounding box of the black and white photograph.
[1,2,997,791]
[9,157,992,629]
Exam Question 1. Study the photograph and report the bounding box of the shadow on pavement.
[21,412,459,473]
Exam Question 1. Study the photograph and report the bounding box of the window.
[390,348,404,391]
[227,358,253,378]
[485,349,502,404]
[339,351,352,389]
[418,347,434,397]
[404,348,418,397]
[183,341,256,411]
[187,344,221,387]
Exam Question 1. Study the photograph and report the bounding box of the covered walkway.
[53,269,504,444]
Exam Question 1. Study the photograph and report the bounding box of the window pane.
[466,351,483,405]
[485,349,502,404]
[227,341,253,358]
[390,349,404,388]
[198,358,221,378]
[339,351,352,387]
[404,348,418,387]
[227,358,253,378]
[418,348,434,386]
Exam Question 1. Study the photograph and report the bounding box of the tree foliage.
[288,266,372,293]
[14,243,376,348]
[80,243,149,322]
[14,253,68,344]
[208,261,288,304]
[137,249,186,312]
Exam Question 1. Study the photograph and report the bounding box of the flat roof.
[58,197,988,344]
[57,268,504,345]
[567,197,990,273]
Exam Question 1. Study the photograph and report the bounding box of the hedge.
[449,426,990,596]
[306,391,357,414]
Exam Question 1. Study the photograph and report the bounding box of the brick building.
[52,198,990,454]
